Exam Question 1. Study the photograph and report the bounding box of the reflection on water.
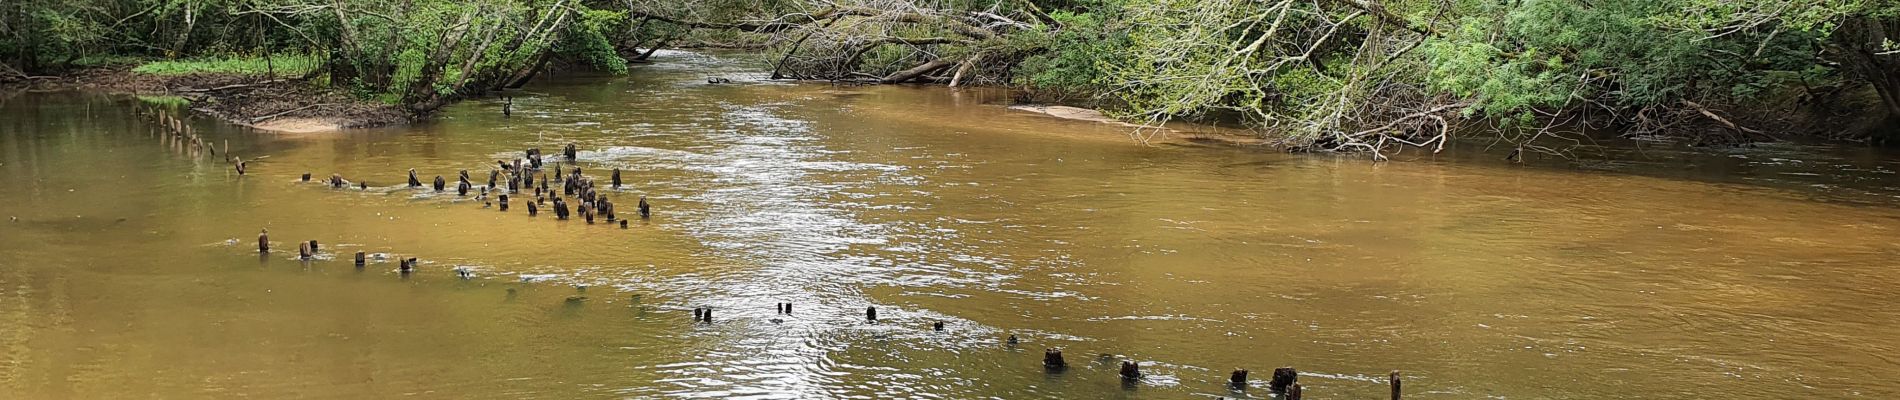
[3,50,1900,399]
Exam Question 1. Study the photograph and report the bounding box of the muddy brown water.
[4,51,1900,399]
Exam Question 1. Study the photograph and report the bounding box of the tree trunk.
[1832,15,1900,143]
[882,58,959,84]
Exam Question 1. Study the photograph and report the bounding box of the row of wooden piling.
[248,234,1405,398]
[137,106,238,167]
[257,228,419,274]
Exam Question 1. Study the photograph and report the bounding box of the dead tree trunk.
[881,58,960,84]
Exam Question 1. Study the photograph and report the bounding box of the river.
[3,51,1899,399]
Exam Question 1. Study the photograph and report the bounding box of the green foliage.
[1011,10,1128,95]
[132,54,322,76]
[558,8,631,74]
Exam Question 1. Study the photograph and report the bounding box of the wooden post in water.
[933,321,944,331]
[354,251,366,266]
[1043,348,1065,369]
[308,240,319,252]
[1289,383,1303,400]
[865,306,877,322]
[298,241,312,260]
[1269,367,1298,393]
[1119,361,1141,380]
[257,229,269,253]
[1230,369,1249,387]
[1390,370,1402,400]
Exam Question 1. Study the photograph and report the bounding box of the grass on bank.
[135,95,190,107]
[132,54,321,77]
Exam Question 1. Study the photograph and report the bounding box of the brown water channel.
[3,51,1900,399]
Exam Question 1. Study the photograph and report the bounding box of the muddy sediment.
[7,68,407,133]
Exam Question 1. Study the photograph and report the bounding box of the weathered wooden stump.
[1390,370,1402,400]
[354,251,366,266]
[298,241,312,260]
[1119,361,1141,380]
[307,240,319,252]
[433,176,445,192]
[866,306,877,322]
[1043,348,1066,369]
[1269,367,1298,393]
[1230,369,1249,387]
[1289,383,1303,400]
[257,229,269,253]
[933,321,945,331]
[301,173,311,182]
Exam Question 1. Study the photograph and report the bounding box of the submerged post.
[1390,370,1402,400]
[354,251,366,266]
[1043,348,1065,369]
[1119,361,1141,380]
[1270,367,1298,393]
[257,229,269,253]
[1290,383,1304,400]
[866,306,877,322]
[1230,369,1249,388]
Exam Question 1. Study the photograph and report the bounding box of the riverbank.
[5,68,407,133]
[1004,104,1272,147]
